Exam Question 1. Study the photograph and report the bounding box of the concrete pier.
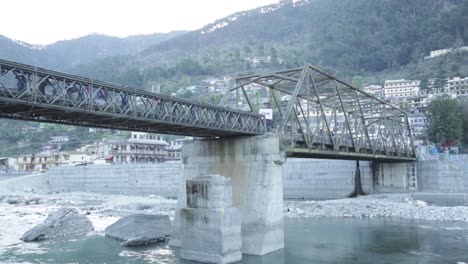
[180,175,242,264]
[171,134,285,256]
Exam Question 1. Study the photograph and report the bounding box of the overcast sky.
[1,0,279,45]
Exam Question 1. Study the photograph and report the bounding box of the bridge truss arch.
[220,65,416,161]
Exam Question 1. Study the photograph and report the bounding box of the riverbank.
[285,194,468,222]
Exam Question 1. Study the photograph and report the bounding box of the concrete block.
[180,208,242,264]
[186,175,232,209]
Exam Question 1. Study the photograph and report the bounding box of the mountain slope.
[142,0,468,73]
[0,31,186,71]
[71,0,468,92]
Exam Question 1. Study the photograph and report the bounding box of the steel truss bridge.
[221,65,416,162]
[0,59,415,161]
[0,59,264,137]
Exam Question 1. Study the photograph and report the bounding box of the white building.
[408,113,428,138]
[50,135,70,143]
[17,153,69,172]
[167,137,193,162]
[424,46,468,59]
[104,132,169,164]
[363,85,384,98]
[425,49,451,59]
[384,79,420,99]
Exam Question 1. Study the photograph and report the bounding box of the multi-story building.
[408,113,428,138]
[17,153,69,172]
[446,77,468,96]
[104,132,168,164]
[402,96,428,109]
[384,79,420,99]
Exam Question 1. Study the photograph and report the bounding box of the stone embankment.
[285,194,468,222]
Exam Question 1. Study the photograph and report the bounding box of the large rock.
[121,236,168,247]
[105,214,171,246]
[21,208,94,242]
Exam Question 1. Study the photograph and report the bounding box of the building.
[104,132,169,164]
[363,85,384,98]
[408,113,428,138]
[424,46,468,59]
[419,79,444,97]
[17,153,69,172]
[402,96,428,109]
[425,49,451,59]
[0,157,17,172]
[50,135,70,144]
[446,77,468,96]
[384,79,420,99]
[384,79,420,100]
[167,137,193,162]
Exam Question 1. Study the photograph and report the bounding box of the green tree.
[459,97,468,145]
[427,95,463,147]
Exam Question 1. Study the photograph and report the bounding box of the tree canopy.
[427,95,463,146]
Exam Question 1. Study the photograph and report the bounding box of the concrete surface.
[180,175,242,264]
[174,135,285,255]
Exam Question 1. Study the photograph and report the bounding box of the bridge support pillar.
[171,134,285,256]
[372,162,417,193]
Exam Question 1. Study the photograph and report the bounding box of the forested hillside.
[71,0,468,92]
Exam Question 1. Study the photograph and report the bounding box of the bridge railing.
[0,59,265,137]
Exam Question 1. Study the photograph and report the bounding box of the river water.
[1,217,467,264]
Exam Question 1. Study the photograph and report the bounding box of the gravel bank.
[285,194,468,222]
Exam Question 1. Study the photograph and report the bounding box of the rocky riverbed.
[0,181,177,248]
[2,174,468,250]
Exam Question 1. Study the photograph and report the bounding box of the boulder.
[121,236,168,247]
[105,214,170,246]
[6,196,21,204]
[21,208,94,242]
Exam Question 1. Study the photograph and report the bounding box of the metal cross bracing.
[0,59,265,137]
[220,65,416,162]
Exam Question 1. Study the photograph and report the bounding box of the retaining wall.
[417,156,468,193]
[38,155,468,199]
[46,164,182,197]
[44,159,376,199]
[282,159,373,199]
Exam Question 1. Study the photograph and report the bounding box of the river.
[1,217,467,264]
